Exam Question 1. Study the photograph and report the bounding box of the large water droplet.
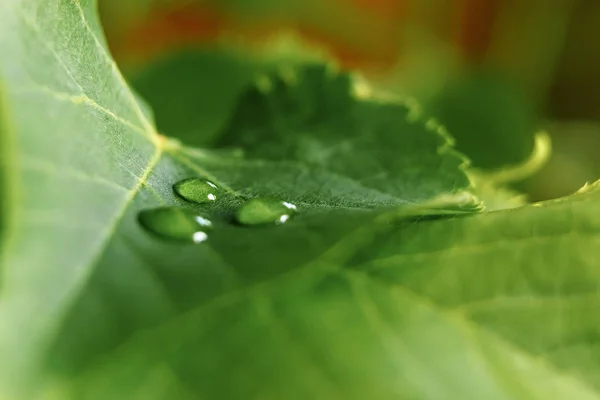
[236,198,297,226]
[138,207,213,243]
[173,178,219,204]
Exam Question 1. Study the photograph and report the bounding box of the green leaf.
[1,2,599,400]
[129,48,264,146]
[214,64,477,207]
[427,70,539,169]
[0,0,472,397]
[0,0,163,394]
[126,40,331,148]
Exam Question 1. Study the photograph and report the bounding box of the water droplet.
[236,198,297,226]
[173,178,219,204]
[138,207,212,243]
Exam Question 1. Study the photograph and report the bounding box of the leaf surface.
[1,1,599,400]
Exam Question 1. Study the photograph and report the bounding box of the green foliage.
[427,71,538,169]
[129,49,263,146]
[1,1,599,399]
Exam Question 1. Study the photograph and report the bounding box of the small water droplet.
[236,198,298,226]
[174,178,219,204]
[138,207,212,243]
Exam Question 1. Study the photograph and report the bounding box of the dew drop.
[174,178,219,204]
[138,207,213,243]
[236,198,297,226]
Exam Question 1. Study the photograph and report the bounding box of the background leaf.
[127,39,328,148]
[2,1,600,400]
[426,70,538,169]
[129,48,262,146]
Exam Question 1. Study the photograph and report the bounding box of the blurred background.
[98,0,600,201]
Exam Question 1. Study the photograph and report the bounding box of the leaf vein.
[69,0,157,138]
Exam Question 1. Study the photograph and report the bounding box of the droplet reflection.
[138,207,213,243]
[236,198,298,226]
[173,178,219,204]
